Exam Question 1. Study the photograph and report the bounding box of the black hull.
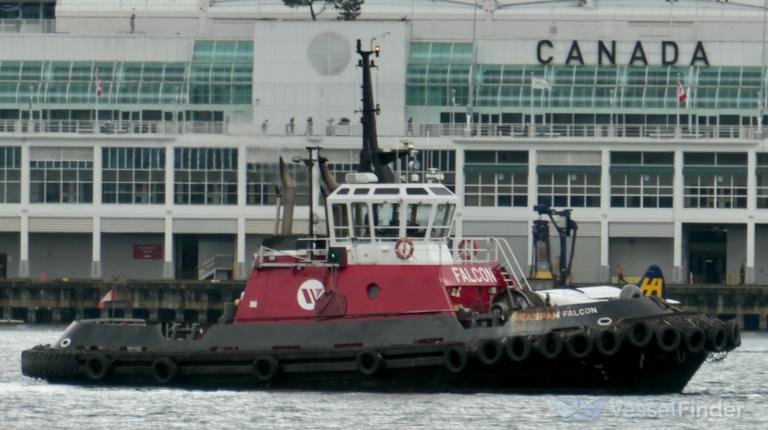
[21,299,739,394]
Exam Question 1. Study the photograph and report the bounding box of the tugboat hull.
[21,299,737,394]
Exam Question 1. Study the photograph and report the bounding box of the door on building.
[0,253,6,278]
[687,227,727,284]
[175,235,199,279]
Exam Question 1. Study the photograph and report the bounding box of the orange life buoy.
[395,237,415,260]
[457,239,478,261]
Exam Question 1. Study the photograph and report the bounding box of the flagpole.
[529,72,534,137]
[95,68,99,131]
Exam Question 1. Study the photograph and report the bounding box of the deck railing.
[0,119,227,135]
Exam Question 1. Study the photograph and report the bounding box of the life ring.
[476,339,504,366]
[355,349,384,376]
[505,335,531,362]
[395,237,415,260]
[151,357,178,384]
[85,353,109,381]
[253,355,279,382]
[457,239,478,261]
[443,345,469,373]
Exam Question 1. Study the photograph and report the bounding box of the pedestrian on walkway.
[617,264,627,285]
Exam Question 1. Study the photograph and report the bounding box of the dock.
[1,280,766,330]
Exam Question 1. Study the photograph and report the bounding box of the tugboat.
[21,40,739,393]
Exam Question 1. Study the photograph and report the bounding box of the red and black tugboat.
[22,40,739,393]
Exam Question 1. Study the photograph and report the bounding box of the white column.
[454,147,464,239]
[19,213,29,278]
[747,220,755,284]
[673,221,683,283]
[92,146,102,205]
[236,217,247,279]
[163,216,174,279]
[600,218,609,282]
[600,149,610,211]
[748,151,757,211]
[164,146,174,206]
[237,145,247,207]
[91,216,101,279]
[673,150,684,283]
[526,149,538,268]
[20,145,29,205]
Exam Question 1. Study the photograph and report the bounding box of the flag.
[676,81,687,104]
[531,77,551,90]
[95,72,103,97]
[97,287,116,310]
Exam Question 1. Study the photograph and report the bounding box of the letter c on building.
[537,40,553,65]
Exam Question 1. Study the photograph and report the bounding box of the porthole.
[366,283,380,299]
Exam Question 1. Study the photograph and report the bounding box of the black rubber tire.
[654,325,681,353]
[707,323,728,352]
[594,329,622,356]
[85,353,109,381]
[151,357,178,384]
[355,350,384,376]
[565,331,594,359]
[505,335,531,362]
[534,332,563,359]
[725,320,741,349]
[253,355,280,382]
[626,321,653,348]
[682,326,706,353]
[443,345,469,373]
[477,339,504,366]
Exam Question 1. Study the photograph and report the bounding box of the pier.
[1,280,767,330]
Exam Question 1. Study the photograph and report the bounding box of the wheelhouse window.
[332,203,349,238]
[407,203,432,238]
[430,203,455,238]
[372,202,400,239]
[351,202,370,240]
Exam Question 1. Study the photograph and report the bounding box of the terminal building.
[0,0,767,285]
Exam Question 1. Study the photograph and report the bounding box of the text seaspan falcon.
[21,40,739,393]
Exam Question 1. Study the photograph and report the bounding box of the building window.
[246,162,308,206]
[683,152,747,209]
[756,154,768,209]
[174,148,237,205]
[610,152,673,208]
[464,150,528,207]
[30,160,93,203]
[537,169,600,208]
[102,148,165,204]
[0,147,21,203]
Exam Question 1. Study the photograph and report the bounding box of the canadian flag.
[97,287,116,309]
[676,81,687,104]
[95,72,103,97]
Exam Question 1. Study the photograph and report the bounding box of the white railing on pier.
[0,119,227,135]
[412,123,761,141]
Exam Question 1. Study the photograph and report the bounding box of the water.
[2,326,767,430]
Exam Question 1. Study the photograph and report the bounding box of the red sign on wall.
[133,245,163,260]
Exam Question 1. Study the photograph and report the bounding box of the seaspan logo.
[297,279,325,311]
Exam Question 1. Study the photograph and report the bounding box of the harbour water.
[2,326,767,430]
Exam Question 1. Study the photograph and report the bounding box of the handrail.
[0,119,227,135]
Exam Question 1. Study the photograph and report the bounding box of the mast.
[356,39,398,183]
